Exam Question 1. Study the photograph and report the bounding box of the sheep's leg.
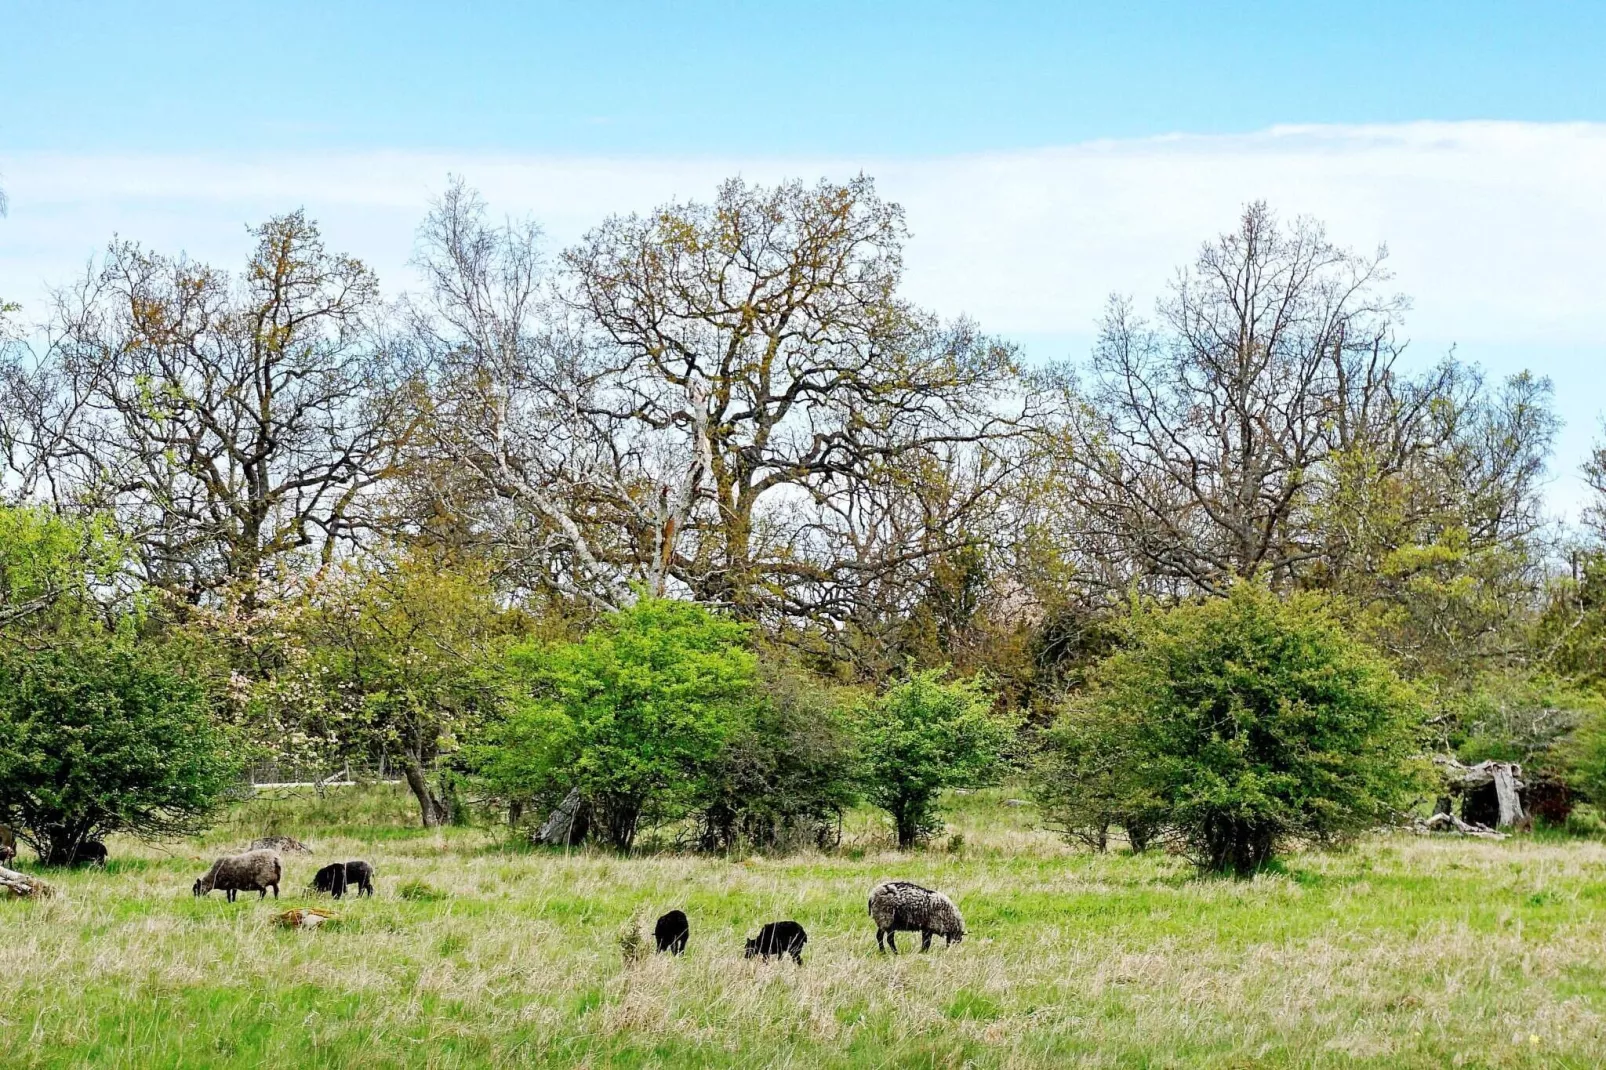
[272,883,279,899]
[887,931,899,954]
[921,930,933,952]
[876,929,886,952]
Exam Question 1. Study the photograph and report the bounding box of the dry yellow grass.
[2,786,1604,1067]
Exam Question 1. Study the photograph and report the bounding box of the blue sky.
[3,3,1605,516]
[5,1,1603,154]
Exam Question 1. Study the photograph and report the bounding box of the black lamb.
[343,860,375,898]
[654,909,689,954]
[744,920,807,964]
[312,860,374,899]
[71,841,108,867]
[311,861,348,899]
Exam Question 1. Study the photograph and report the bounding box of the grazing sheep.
[744,920,807,964]
[249,835,311,854]
[311,861,348,899]
[0,843,13,864]
[868,880,965,952]
[654,909,689,954]
[71,840,108,867]
[193,849,282,902]
[312,860,375,899]
[0,824,14,852]
[343,860,375,898]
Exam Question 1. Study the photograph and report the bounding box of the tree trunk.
[402,762,447,828]
[1491,764,1526,829]
[896,810,920,849]
[536,788,588,846]
[0,864,53,899]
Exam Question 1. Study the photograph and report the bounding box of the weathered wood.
[535,788,588,847]
[1432,757,1528,829]
[0,863,54,898]
[1416,812,1508,840]
[1491,763,1525,828]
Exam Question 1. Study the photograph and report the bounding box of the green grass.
[5,785,1606,1067]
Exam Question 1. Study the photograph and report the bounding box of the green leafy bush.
[694,663,860,852]
[486,597,759,851]
[1044,583,1426,875]
[857,668,1014,847]
[0,637,240,864]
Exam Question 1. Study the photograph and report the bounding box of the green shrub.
[483,598,759,851]
[857,668,1014,848]
[694,663,859,852]
[0,637,240,864]
[1047,583,1426,875]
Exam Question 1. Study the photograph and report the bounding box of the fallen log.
[1415,811,1508,839]
[0,863,54,898]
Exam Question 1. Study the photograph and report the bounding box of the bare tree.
[19,212,411,605]
[1059,202,1446,593]
[413,176,1042,628]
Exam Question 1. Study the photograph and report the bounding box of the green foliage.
[695,661,860,852]
[1052,583,1427,875]
[1450,672,1601,772]
[856,667,1013,847]
[293,549,519,827]
[0,504,129,636]
[489,597,759,851]
[0,635,240,863]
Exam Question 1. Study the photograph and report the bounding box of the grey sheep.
[868,880,965,952]
[193,849,282,901]
[249,835,311,854]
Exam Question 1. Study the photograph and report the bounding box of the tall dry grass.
[1,785,1604,1067]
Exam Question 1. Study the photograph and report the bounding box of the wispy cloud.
[3,121,1602,344]
[3,121,1604,508]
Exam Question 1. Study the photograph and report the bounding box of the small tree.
[298,550,515,828]
[858,668,1013,848]
[494,597,758,851]
[1061,583,1425,875]
[0,638,240,864]
[1033,701,1159,853]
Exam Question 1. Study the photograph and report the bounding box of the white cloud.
[4,122,1603,345]
[3,121,1604,510]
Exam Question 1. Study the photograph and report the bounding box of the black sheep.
[744,920,807,964]
[654,909,689,954]
[312,860,375,899]
[71,841,108,867]
[311,862,349,899]
[343,860,375,898]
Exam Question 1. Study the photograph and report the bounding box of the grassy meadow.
[4,786,1606,1068]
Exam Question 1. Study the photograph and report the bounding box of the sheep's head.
[743,938,758,959]
[192,877,208,897]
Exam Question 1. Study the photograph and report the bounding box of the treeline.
[2,177,1605,871]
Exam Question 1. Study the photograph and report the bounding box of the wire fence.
[241,759,403,789]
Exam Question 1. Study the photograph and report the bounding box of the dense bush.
[694,664,860,852]
[487,597,759,851]
[1043,583,1426,875]
[857,668,1014,847]
[0,638,240,864]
